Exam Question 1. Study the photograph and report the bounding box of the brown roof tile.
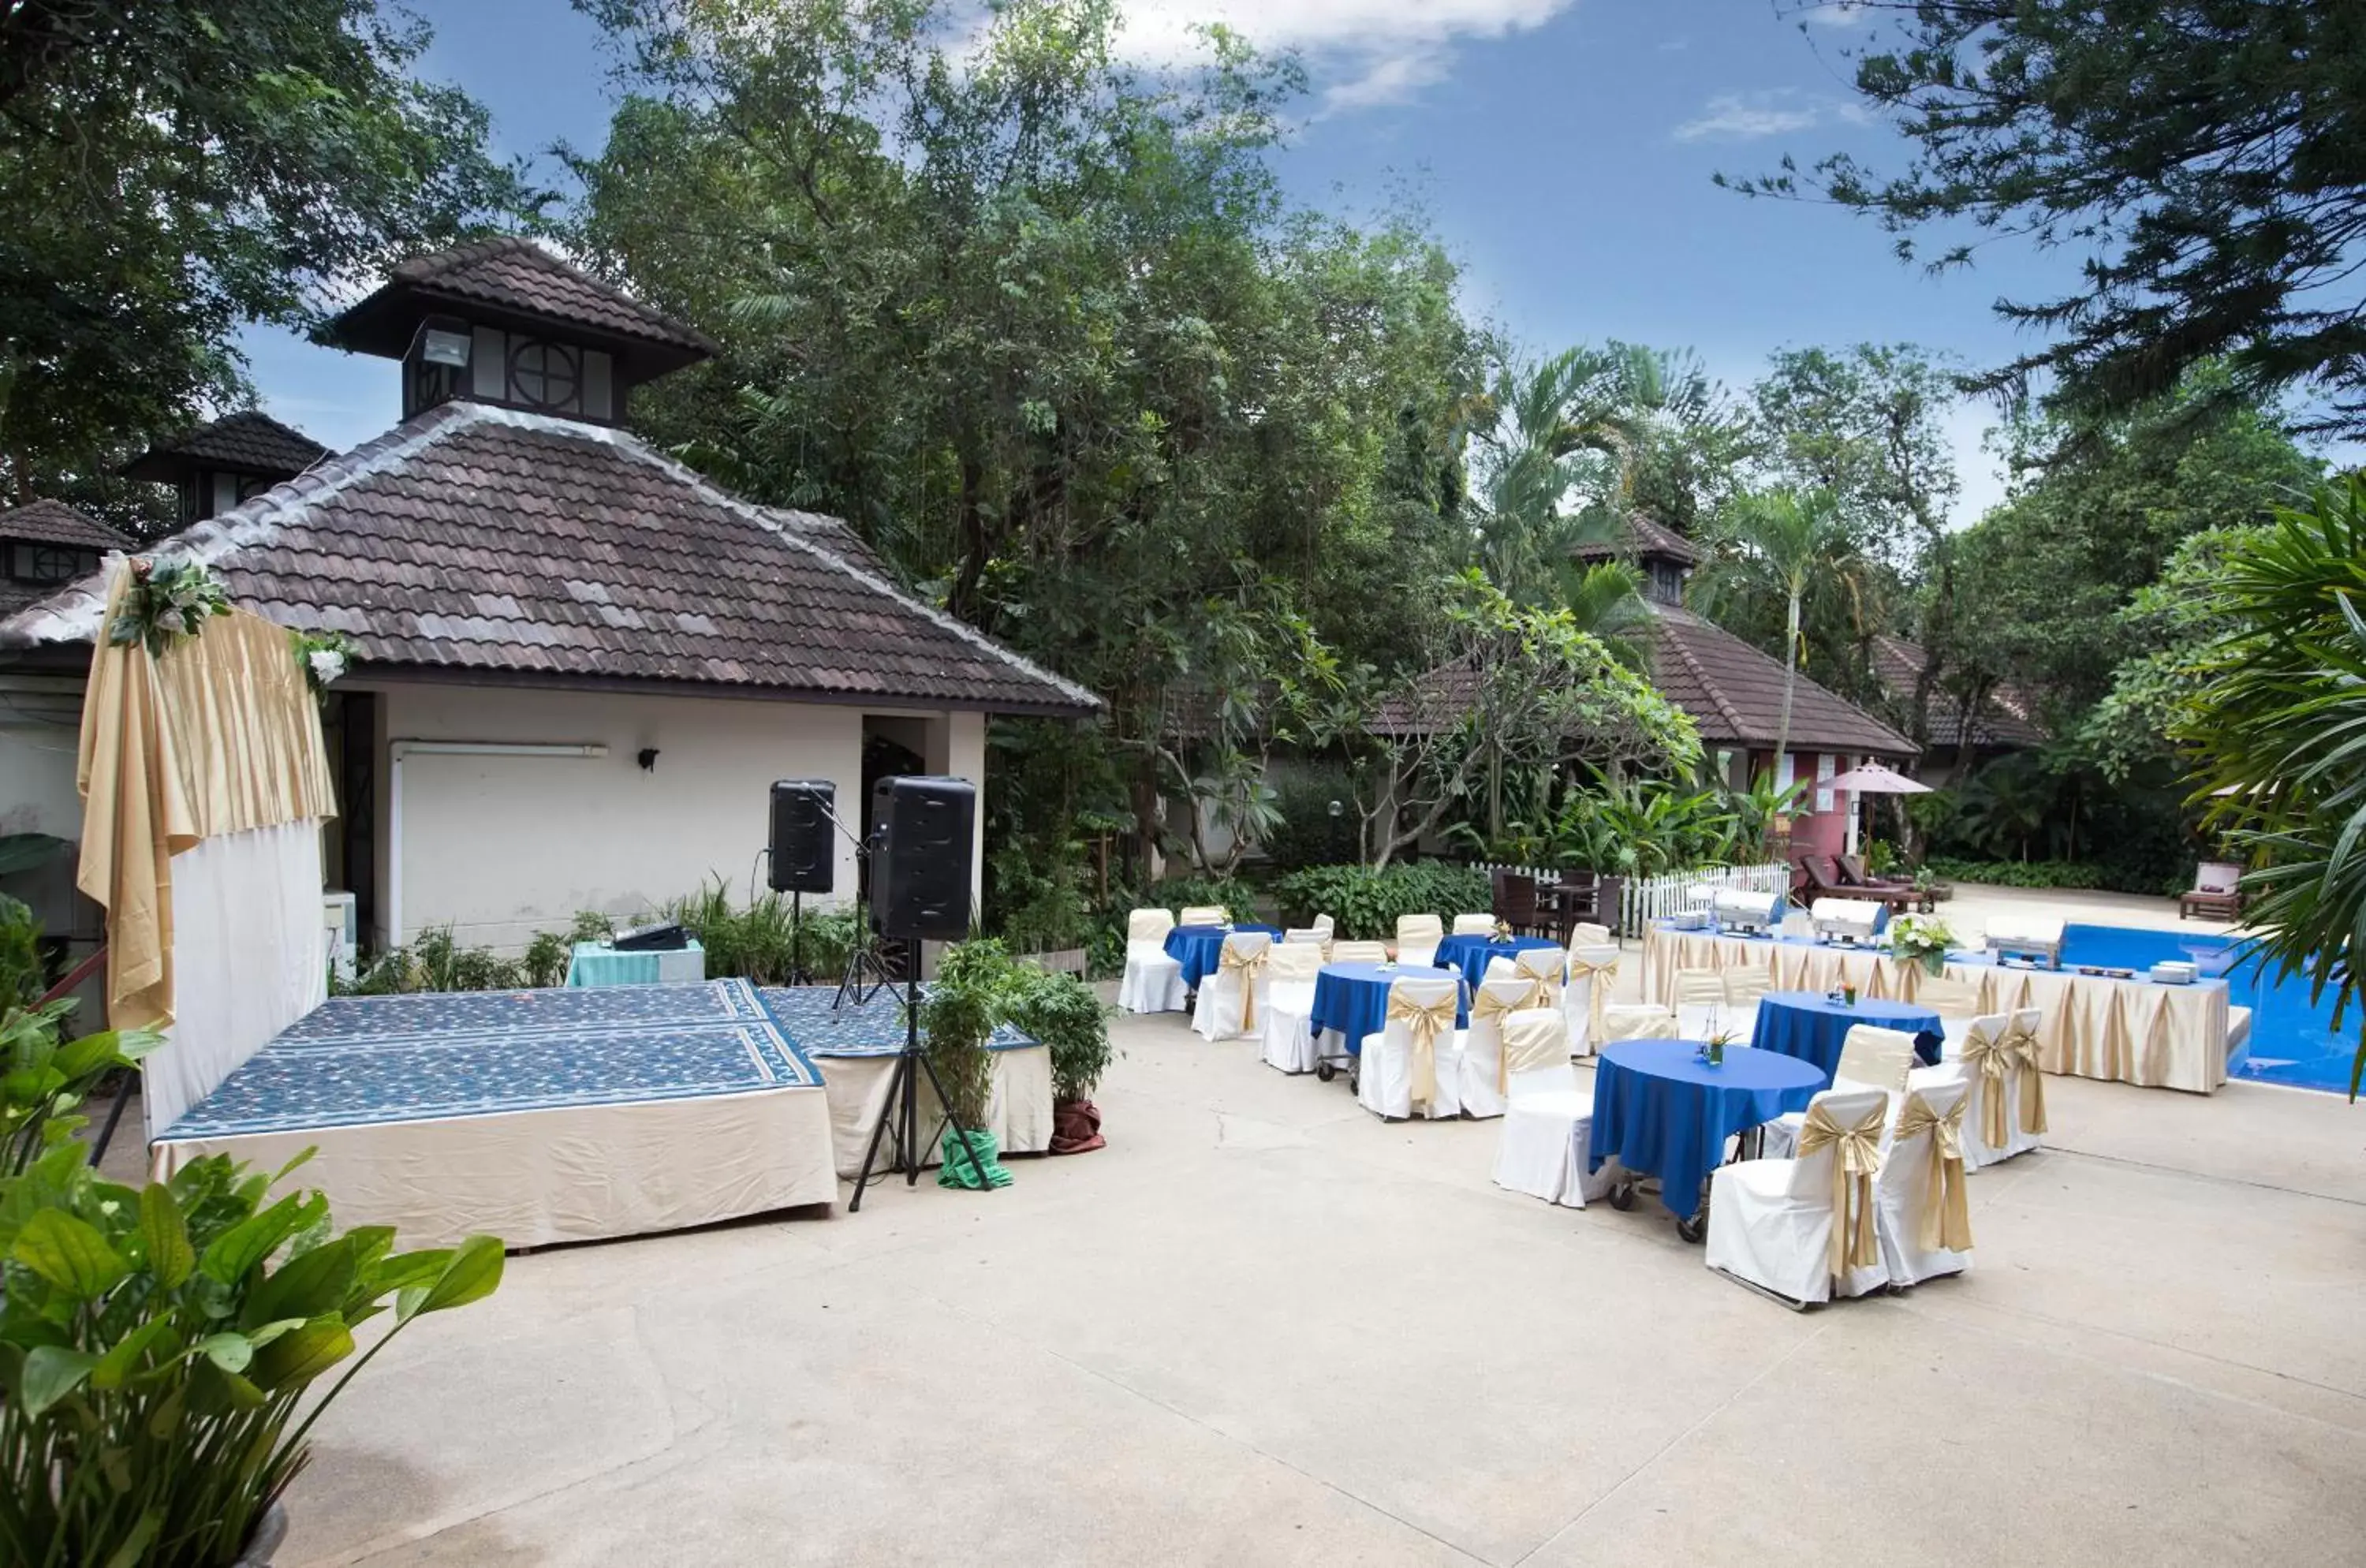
[0,500,131,551]
[324,237,715,368]
[1573,511,1700,568]
[123,411,329,481]
[1870,634,2047,749]
[0,403,1099,716]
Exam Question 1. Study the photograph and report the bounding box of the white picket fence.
[1468,860,1789,939]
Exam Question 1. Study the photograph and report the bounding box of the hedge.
[1921,857,2185,897]
[1272,863,1492,940]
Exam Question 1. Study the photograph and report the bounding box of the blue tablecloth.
[1750,991,1944,1078]
[1432,932,1562,985]
[1308,961,1470,1058]
[1162,924,1284,990]
[1588,1039,1824,1221]
[565,939,707,987]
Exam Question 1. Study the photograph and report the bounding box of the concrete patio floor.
[252,990,2366,1566]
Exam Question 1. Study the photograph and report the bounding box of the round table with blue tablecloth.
[1308,961,1470,1059]
[1431,931,1562,986]
[1749,990,1944,1080]
[1162,924,1285,991]
[1587,1038,1823,1223]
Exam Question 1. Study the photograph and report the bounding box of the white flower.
[308,648,346,685]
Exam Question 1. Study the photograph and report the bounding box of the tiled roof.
[1648,607,1914,756]
[1871,634,2047,748]
[0,402,1099,716]
[325,237,716,366]
[1572,511,1699,568]
[1372,604,1916,759]
[0,500,131,550]
[124,411,329,481]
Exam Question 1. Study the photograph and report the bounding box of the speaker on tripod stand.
[767,780,834,985]
[850,775,994,1211]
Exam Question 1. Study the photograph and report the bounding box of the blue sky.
[247,0,2099,521]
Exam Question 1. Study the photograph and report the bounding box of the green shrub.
[1002,964,1114,1103]
[1,1002,159,1177]
[1272,863,1491,939]
[658,880,860,984]
[1263,772,1361,872]
[521,931,572,990]
[1919,856,2181,895]
[916,939,1006,1126]
[0,893,43,1008]
[1140,874,1262,924]
[0,1143,502,1566]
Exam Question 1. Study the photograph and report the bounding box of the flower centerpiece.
[107,558,230,656]
[1701,1029,1735,1068]
[290,627,360,696]
[1889,911,1957,976]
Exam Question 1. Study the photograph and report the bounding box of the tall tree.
[1692,487,1864,769]
[0,0,543,514]
[1738,2,2366,437]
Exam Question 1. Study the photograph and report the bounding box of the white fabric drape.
[146,819,327,1140]
[819,1047,1055,1179]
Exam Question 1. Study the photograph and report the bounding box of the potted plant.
[1888,911,1957,976]
[1,1001,161,1176]
[0,1139,502,1565]
[916,940,1013,1189]
[1002,965,1114,1154]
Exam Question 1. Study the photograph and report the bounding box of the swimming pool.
[2050,924,2354,1094]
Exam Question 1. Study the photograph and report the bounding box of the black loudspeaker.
[768,779,835,894]
[868,775,975,941]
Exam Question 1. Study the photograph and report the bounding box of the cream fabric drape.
[1644,927,2230,1094]
[76,562,337,1032]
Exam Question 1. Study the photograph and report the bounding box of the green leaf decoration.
[139,1182,194,1290]
[91,1316,177,1390]
[196,1332,254,1374]
[21,1346,101,1417]
[13,1208,130,1299]
[200,1190,325,1284]
[242,1235,355,1329]
[397,1234,504,1321]
[249,1316,354,1391]
[99,1510,163,1568]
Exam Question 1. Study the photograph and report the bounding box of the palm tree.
[1693,487,1864,771]
[1551,558,1650,669]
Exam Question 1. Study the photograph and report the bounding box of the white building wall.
[373,682,899,951]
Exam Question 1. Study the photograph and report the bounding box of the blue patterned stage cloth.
[162,978,821,1141]
[757,985,1037,1057]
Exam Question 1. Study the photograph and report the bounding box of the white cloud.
[1110,0,1576,113]
[1800,2,1868,25]
[1673,88,1866,143]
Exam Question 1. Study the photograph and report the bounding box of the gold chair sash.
[1566,953,1618,1041]
[1892,1093,1973,1253]
[1387,989,1459,1108]
[2001,1019,2048,1135]
[1217,941,1268,1031]
[1795,1099,1886,1277]
[1957,1025,2014,1151]
[1472,980,1543,1089]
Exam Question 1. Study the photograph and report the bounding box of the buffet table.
[1645,925,2230,1094]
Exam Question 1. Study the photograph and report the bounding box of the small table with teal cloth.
[1431,931,1562,985]
[1308,961,1470,1062]
[565,940,707,988]
[1587,1038,1824,1229]
[1750,991,1944,1079]
[1162,924,1285,991]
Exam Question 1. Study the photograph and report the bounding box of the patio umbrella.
[1824,762,1932,795]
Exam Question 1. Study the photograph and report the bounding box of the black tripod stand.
[785,890,816,987]
[849,943,997,1211]
[833,917,898,1008]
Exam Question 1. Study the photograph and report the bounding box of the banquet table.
[1432,932,1562,986]
[1587,1038,1823,1226]
[1750,990,1944,1078]
[1162,924,1284,991]
[1309,961,1471,1061]
[565,939,707,987]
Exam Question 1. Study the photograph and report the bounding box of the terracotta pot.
[1050,1098,1106,1154]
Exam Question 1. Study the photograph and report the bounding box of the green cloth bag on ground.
[937,1126,1013,1189]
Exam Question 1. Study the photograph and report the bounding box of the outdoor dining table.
[1750,990,1945,1079]
[1162,923,1284,991]
[1587,1037,1824,1237]
[1308,961,1471,1066]
[1431,931,1562,986]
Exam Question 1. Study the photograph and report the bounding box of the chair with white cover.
[1330,939,1388,965]
[1457,973,1543,1119]
[1597,1003,1677,1043]
[1762,1025,1918,1159]
[1722,965,1772,1040]
[1491,1009,1614,1207]
[1514,943,1566,1010]
[1191,929,1272,1042]
[1705,1085,1891,1306]
[1567,920,1612,947]
[1671,967,1729,1040]
[1260,941,1327,1073]
[1395,913,1444,969]
[1913,973,1982,1053]
[1452,913,1498,936]
[1312,913,1336,939]
[1357,973,1461,1120]
[1946,1009,2046,1168]
[1877,1072,1975,1289]
[1563,943,1621,1055]
[1117,909,1185,1014]
[1282,926,1330,956]
[1178,905,1228,928]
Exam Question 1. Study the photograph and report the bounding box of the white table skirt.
[1645,927,2230,1094]
[819,1045,1055,1178]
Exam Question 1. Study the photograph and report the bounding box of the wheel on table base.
[1607,1178,1636,1211]
[1315,1061,1336,1083]
[1675,1213,1706,1245]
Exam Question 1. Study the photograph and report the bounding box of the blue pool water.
[2051,924,2354,1094]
